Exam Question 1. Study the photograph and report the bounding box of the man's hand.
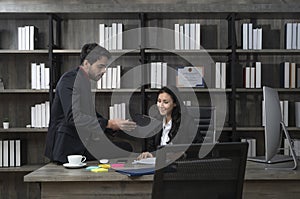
[107,119,137,131]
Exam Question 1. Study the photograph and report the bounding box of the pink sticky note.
[111,163,125,168]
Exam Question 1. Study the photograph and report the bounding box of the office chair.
[187,106,217,143]
[152,142,248,199]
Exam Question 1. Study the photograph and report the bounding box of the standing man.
[45,43,136,164]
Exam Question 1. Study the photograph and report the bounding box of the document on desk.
[114,167,155,176]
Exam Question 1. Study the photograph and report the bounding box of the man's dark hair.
[80,43,111,65]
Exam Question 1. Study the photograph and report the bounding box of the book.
[179,25,184,50]
[114,167,155,176]
[99,23,105,47]
[3,140,9,167]
[255,62,261,88]
[174,23,180,50]
[112,23,117,50]
[248,23,253,49]
[117,23,123,50]
[195,23,201,49]
[286,23,292,49]
[189,23,195,50]
[0,140,2,167]
[9,140,15,167]
[280,62,290,88]
[18,27,23,50]
[31,63,37,89]
[29,25,38,50]
[242,23,248,50]
[184,23,190,50]
[292,23,297,49]
[257,27,262,50]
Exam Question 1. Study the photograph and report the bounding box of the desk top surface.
[24,160,300,182]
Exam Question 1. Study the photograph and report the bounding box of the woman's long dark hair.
[157,86,186,143]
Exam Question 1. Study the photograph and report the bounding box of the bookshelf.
[0,2,300,198]
[234,12,300,157]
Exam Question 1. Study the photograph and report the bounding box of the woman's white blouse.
[160,118,172,146]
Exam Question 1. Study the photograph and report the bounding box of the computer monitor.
[247,86,297,170]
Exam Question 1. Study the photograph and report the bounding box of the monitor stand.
[247,122,298,170]
[248,154,293,164]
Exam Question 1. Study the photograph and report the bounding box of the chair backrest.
[152,142,248,199]
[186,106,217,143]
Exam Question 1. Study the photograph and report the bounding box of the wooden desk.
[24,161,300,199]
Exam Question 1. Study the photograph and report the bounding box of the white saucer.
[63,162,87,169]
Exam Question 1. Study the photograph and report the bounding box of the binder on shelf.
[0,140,2,167]
[242,23,248,50]
[15,140,26,167]
[17,27,23,50]
[24,26,30,50]
[29,25,39,50]
[248,23,253,50]
[255,62,261,88]
[221,62,226,89]
[215,62,221,88]
[257,27,262,50]
[112,23,117,50]
[280,62,290,88]
[117,23,123,50]
[179,25,184,50]
[189,23,196,50]
[252,28,258,50]
[286,23,292,49]
[290,62,296,88]
[156,62,162,89]
[31,63,37,89]
[3,140,9,167]
[195,23,201,50]
[174,23,180,50]
[184,23,190,50]
[150,62,157,89]
[297,23,300,49]
[99,23,105,47]
[292,23,297,50]
[250,67,255,88]
[9,140,15,167]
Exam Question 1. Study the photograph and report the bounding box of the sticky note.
[91,168,108,173]
[111,163,125,168]
[85,166,99,170]
[98,164,111,169]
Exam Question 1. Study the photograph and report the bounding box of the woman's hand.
[137,152,153,160]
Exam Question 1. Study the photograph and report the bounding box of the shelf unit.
[1,2,300,199]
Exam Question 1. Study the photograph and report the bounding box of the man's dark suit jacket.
[45,67,108,163]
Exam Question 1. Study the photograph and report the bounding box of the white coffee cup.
[67,155,86,165]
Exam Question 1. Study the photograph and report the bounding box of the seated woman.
[137,86,203,159]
